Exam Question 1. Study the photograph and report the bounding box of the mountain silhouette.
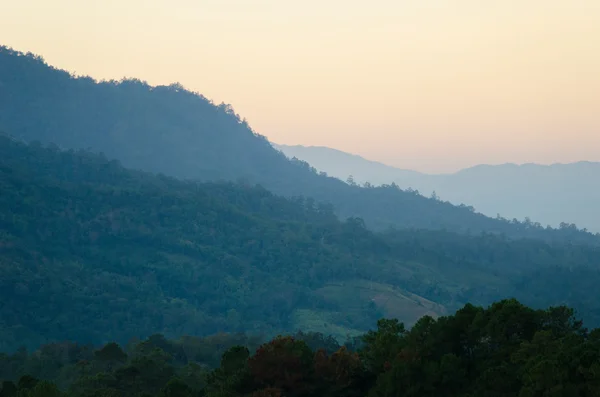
[276,143,600,233]
[0,45,597,243]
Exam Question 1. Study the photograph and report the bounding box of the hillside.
[2,134,600,351]
[273,143,424,186]
[0,45,598,244]
[276,143,600,233]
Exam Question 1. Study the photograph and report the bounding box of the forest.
[2,44,600,396]
[0,45,598,244]
[1,300,599,397]
[2,134,600,352]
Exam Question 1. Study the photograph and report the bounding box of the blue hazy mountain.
[0,45,597,242]
[275,144,600,233]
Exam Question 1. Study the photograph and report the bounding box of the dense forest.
[1,45,598,244]
[1,300,600,397]
[2,134,600,352]
[2,45,600,396]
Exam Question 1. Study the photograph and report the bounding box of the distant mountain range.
[274,144,600,233]
[2,45,596,243]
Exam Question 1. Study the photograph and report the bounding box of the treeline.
[3,133,600,351]
[1,45,598,244]
[1,300,599,396]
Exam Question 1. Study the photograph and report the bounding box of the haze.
[2,0,599,172]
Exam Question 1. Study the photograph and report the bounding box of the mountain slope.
[275,143,600,233]
[0,46,598,244]
[2,134,600,351]
[0,133,395,349]
[272,143,424,184]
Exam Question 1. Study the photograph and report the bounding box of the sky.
[1,0,599,173]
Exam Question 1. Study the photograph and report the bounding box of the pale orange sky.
[1,0,599,172]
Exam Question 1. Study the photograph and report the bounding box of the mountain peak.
[1,45,598,240]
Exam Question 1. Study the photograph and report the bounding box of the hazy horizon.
[274,142,600,175]
[2,0,599,173]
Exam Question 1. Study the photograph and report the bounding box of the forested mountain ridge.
[276,143,600,233]
[2,134,600,352]
[1,45,598,244]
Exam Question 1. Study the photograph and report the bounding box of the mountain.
[272,143,424,184]
[275,144,600,233]
[2,134,600,351]
[0,45,598,245]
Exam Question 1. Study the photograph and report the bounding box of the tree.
[94,343,128,370]
[360,319,406,375]
[248,337,314,397]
